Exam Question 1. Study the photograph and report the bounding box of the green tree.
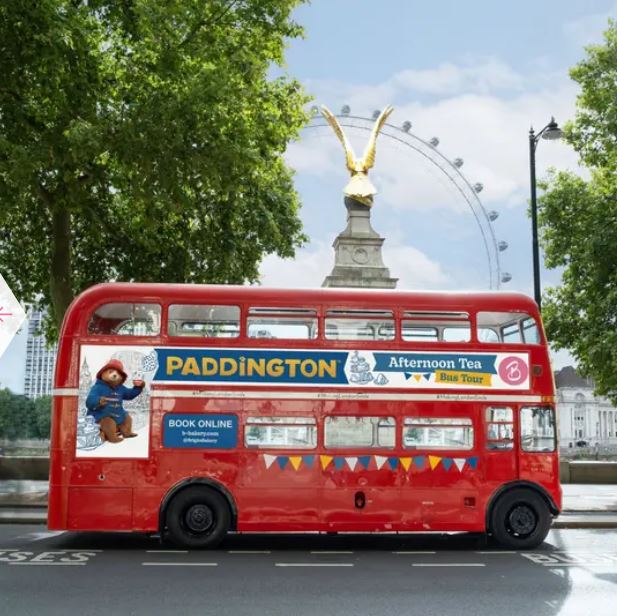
[0,389,37,440]
[538,21,617,402]
[33,396,52,440]
[0,1,309,339]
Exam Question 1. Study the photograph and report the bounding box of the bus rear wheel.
[164,486,231,549]
[490,489,551,550]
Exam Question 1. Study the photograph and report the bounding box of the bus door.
[484,405,518,484]
[518,405,558,487]
[238,400,322,530]
[320,409,402,531]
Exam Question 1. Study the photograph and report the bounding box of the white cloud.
[563,4,616,47]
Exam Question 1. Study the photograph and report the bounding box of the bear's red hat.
[96,359,128,383]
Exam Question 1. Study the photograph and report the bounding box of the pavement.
[1,481,617,527]
[1,526,617,615]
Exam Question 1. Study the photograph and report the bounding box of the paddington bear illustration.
[85,359,145,444]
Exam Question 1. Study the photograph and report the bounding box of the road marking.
[310,550,354,554]
[142,562,218,567]
[393,551,436,554]
[146,550,188,554]
[275,563,354,567]
[10,562,87,566]
[228,550,272,554]
[412,563,486,567]
[16,532,65,542]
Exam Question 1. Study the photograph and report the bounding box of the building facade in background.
[556,366,617,447]
[23,308,57,398]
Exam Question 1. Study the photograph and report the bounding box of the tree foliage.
[0,1,309,339]
[0,390,51,440]
[538,21,617,402]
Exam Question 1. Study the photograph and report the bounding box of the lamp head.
[542,117,563,141]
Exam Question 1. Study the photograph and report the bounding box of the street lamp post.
[528,117,563,311]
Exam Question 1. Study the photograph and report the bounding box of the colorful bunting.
[289,456,303,471]
[400,457,412,471]
[358,455,371,470]
[441,458,453,471]
[345,457,358,471]
[302,455,315,469]
[429,455,442,470]
[320,455,333,470]
[261,453,479,473]
[263,454,277,469]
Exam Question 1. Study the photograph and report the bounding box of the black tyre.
[490,488,552,549]
[164,486,231,549]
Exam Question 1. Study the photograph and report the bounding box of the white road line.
[9,562,87,566]
[228,550,272,554]
[146,550,188,554]
[309,551,354,554]
[392,551,436,554]
[275,563,354,567]
[142,562,218,567]
[412,563,486,567]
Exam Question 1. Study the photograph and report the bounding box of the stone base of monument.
[322,197,398,289]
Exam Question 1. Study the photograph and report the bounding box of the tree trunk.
[49,207,73,333]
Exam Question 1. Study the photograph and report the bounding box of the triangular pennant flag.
[264,454,277,469]
[277,456,289,470]
[414,374,422,382]
[334,457,346,471]
[467,456,478,470]
[320,455,333,470]
[453,458,466,472]
[429,455,442,470]
[405,372,414,380]
[413,455,426,470]
[421,373,430,380]
[345,457,358,471]
[442,458,453,471]
[374,455,387,470]
[387,457,399,470]
[358,455,371,470]
[400,457,412,471]
[289,456,303,471]
[302,455,315,469]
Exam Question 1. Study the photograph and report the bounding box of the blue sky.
[1,0,616,392]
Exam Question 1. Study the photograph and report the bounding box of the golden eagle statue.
[321,104,394,207]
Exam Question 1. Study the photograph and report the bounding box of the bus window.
[403,417,473,450]
[477,312,540,344]
[324,416,395,448]
[247,307,318,340]
[521,407,556,452]
[87,303,161,336]
[485,407,513,449]
[168,304,240,338]
[325,310,394,341]
[402,311,470,343]
[245,416,316,449]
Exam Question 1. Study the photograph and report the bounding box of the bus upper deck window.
[402,311,470,343]
[247,307,318,340]
[325,309,394,341]
[477,312,541,344]
[168,304,240,338]
[87,303,161,336]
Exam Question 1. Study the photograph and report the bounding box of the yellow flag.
[400,457,412,471]
[289,456,302,471]
[429,455,442,470]
[414,374,422,382]
[320,455,333,470]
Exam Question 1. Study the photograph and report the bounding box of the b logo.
[498,356,528,386]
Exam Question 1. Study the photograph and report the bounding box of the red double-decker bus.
[49,283,560,549]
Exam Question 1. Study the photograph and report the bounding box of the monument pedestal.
[322,197,397,289]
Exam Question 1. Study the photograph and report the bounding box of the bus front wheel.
[164,486,231,549]
[490,489,551,549]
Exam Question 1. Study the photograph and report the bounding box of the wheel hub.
[508,504,537,535]
[185,504,214,533]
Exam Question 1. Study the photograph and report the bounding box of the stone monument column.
[319,104,398,289]
[322,197,397,288]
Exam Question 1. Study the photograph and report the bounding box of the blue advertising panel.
[163,414,238,449]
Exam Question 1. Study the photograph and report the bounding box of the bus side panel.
[67,487,133,530]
